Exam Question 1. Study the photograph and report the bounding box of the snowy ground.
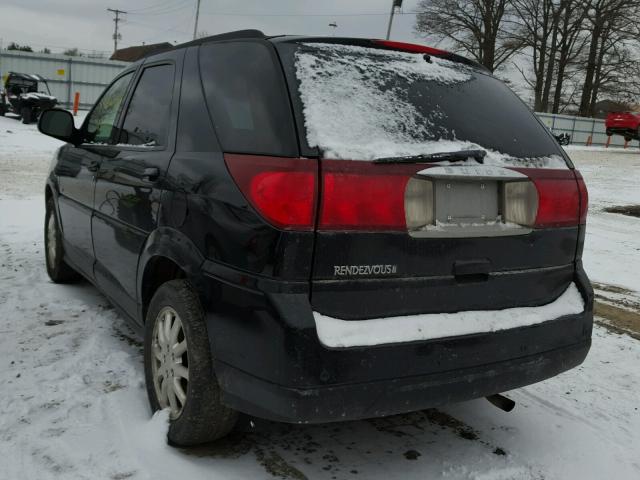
[1,115,639,479]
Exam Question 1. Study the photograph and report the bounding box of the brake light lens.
[319,161,423,231]
[575,171,589,224]
[224,154,317,231]
[513,169,584,228]
[372,40,449,56]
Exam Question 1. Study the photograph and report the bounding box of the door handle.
[142,167,160,181]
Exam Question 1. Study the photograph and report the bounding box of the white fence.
[536,112,640,148]
[0,49,127,110]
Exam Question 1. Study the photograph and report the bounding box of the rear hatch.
[274,39,587,319]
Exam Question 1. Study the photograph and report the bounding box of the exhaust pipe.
[486,394,515,412]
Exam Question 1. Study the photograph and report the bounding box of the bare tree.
[414,0,522,72]
[578,0,640,116]
[510,0,590,112]
[552,0,589,112]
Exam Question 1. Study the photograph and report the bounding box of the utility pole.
[107,8,127,54]
[385,0,403,40]
[192,0,201,40]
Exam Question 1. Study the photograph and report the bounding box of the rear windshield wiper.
[373,149,487,164]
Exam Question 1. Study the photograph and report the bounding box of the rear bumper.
[217,337,590,423]
[202,264,593,424]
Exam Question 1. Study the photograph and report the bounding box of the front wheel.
[45,197,81,283]
[144,279,238,446]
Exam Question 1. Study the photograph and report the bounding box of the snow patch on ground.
[570,149,640,294]
[314,283,584,347]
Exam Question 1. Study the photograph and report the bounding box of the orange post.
[586,135,592,146]
[605,136,611,148]
[72,92,80,116]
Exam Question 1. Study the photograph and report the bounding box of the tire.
[21,107,33,124]
[144,279,238,446]
[45,197,81,283]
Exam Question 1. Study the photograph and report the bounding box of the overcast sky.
[0,0,425,55]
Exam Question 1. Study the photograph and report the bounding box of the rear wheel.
[144,279,238,446]
[45,197,80,283]
[21,107,33,124]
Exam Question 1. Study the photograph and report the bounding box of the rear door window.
[199,41,297,157]
[119,64,175,147]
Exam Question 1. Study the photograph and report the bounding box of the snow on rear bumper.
[313,282,584,348]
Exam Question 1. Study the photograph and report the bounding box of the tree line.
[415,0,640,116]
[5,42,102,58]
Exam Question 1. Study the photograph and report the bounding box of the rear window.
[199,41,297,157]
[278,42,567,168]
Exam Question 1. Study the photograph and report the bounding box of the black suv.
[38,30,593,446]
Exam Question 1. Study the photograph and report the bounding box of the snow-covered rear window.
[286,42,568,168]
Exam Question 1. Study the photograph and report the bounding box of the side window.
[85,72,133,144]
[199,41,297,157]
[119,64,175,147]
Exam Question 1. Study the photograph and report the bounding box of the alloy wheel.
[151,307,189,419]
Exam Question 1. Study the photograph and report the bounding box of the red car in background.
[606,111,640,141]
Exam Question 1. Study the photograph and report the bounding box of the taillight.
[224,154,317,231]
[514,169,583,228]
[372,39,449,56]
[319,161,421,231]
[575,171,589,224]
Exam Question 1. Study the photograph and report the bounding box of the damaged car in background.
[0,72,57,124]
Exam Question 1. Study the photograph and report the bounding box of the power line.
[127,0,178,14]
[127,0,194,17]
[107,8,127,53]
[198,11,420,18]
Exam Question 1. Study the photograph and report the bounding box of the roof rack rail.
[175,29,266,49]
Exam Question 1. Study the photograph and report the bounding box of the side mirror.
[38,109,79,145]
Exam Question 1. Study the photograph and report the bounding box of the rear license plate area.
[434,179,499,225]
